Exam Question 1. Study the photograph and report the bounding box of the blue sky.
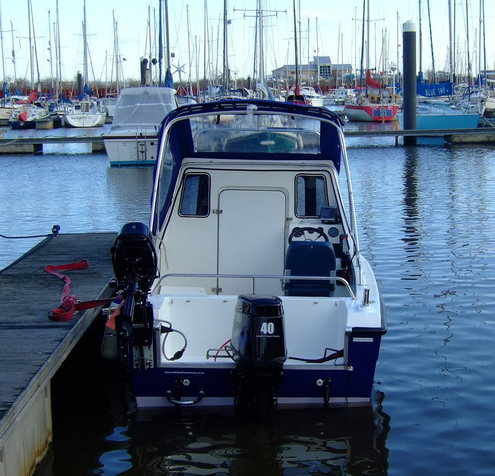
[1,0,493,83]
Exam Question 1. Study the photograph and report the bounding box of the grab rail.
[155,273,356,300]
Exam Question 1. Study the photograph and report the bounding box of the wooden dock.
[0,232,116,476]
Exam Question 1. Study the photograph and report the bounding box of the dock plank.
[0,233,117,422]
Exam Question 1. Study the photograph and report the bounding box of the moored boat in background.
[65,100,107,128]
[104,87,177,166]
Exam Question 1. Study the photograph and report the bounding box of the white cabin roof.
[112,87,177,128]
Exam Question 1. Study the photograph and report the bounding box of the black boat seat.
[284,241,336,297]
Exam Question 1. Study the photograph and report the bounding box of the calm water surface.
[2,144,495,475]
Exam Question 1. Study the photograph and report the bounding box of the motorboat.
[299,87,324,107]
[104,87,177,166]
[108,99,386,412]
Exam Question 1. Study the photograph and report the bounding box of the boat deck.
[0,232,116,475]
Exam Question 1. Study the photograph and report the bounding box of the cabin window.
[179,174,210,217]
[295,175,329,218]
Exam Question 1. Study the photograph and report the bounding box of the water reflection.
[402,146,419,251]
[124,403,389,475]
[44,402,391,476]
[36,336,390,476]
[106,166,153,226]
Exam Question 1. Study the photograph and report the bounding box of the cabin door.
[217,189,286,295]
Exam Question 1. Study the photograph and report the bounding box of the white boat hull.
[105,133,159,166]
[65,113,106,128]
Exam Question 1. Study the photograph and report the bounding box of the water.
[2,145,495,475]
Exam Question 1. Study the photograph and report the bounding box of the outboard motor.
[111,222,157,371]
[111,222,157,292]
[231,296,286,414]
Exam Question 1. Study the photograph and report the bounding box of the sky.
[1,0,494,84]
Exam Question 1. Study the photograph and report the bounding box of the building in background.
[271,56,352,85]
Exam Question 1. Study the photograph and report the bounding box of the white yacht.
[105,87,177,167]
[65,100,106,128]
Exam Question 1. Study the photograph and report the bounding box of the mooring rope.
[0,224,60,239]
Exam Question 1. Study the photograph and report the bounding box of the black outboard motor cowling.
[111,222,157,291]
[232,295,286,369]
[231,296,286,414]
[111,222,157,371]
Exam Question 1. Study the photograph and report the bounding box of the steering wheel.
[288,227,329,243]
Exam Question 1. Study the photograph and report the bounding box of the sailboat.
[344,71,399,122]
[65,0,106,128]
[65,100,106,128]
[344,0,399,122]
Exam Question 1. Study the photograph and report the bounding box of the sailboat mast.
[83,0,88,86]
[29,0,41,91]
[482,0,486,81]
[418,0,422,73]
[187,4,192,95]
[253,1,259,84]
[27,0,34,89]
[366,0,370,71]
[307,17,310,68]
[152,7,157,85]
[478,0,481,80]
[394,10,399,97]
[148,6,152,65]
[448,0,453,83]
[222,0,229,90]
[164,0,170,72]
[453,0,456,82]
[195,34,200,95]
[337,24,341,86]
[48,10,54,90]
[359,0,365,86]
[396,10,399,75]
[298,0,301,75]
[56,0,61,97]
[203,0,208,81]
[10,20,16,84]
[113,11,120,92]
[465,0,471,86]
[0,1,5,84]
[426,0,435,82]
[158,0,162,85]
[259,0,264,85]
[215,15,220,82]
[292,0,299,94]
[316,17,320,88]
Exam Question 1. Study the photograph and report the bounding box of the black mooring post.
[403,21,417,146]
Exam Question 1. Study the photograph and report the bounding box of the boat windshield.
[190,113,321,154]
[113,87,176,127]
